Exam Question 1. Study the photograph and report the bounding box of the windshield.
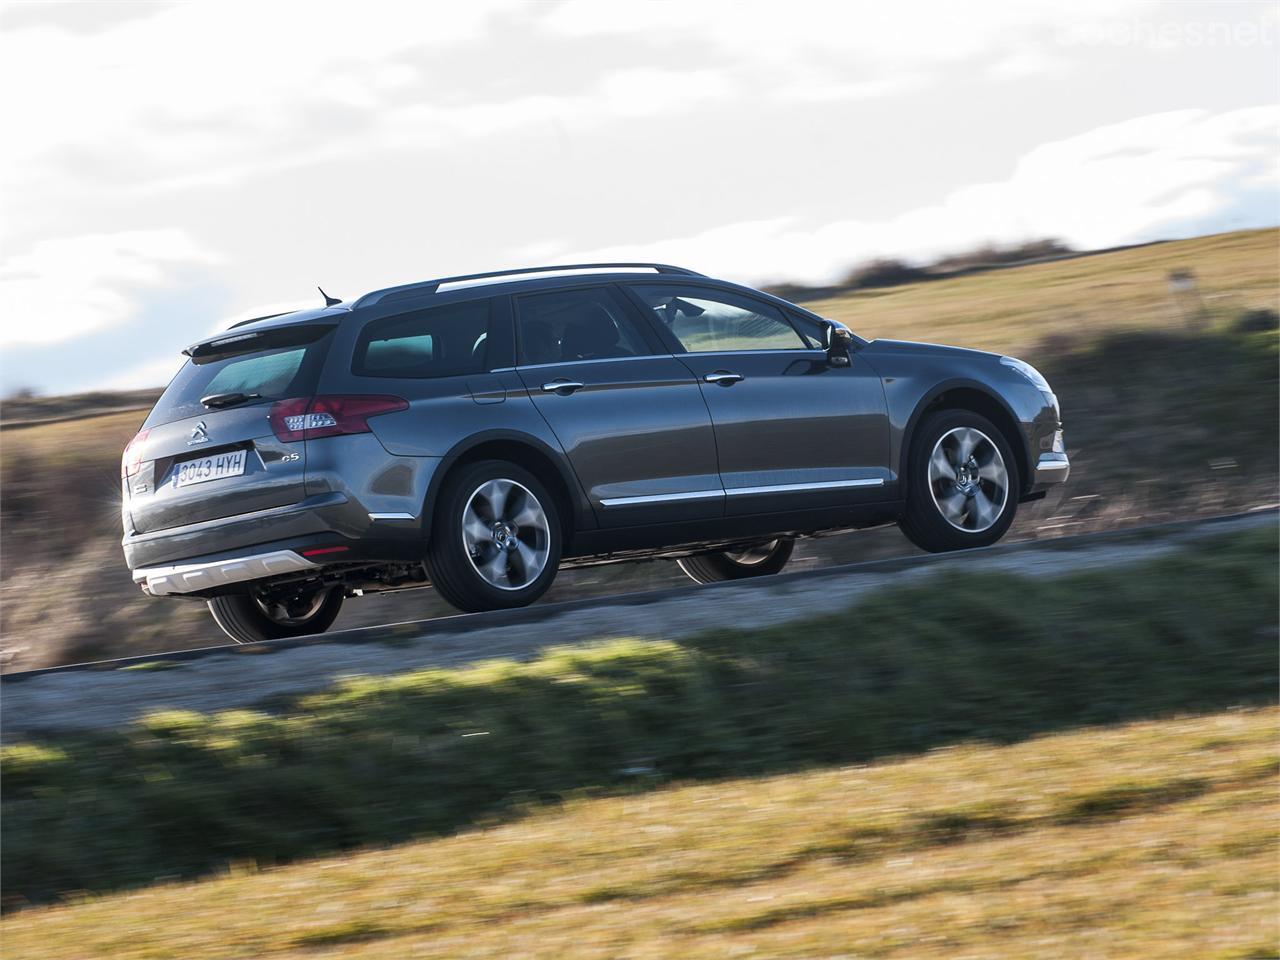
[144,327,334,428]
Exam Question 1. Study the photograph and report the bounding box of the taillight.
[121,428,151,478]
[268,395,408,443]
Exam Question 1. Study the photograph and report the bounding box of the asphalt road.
[2,509,1273,740]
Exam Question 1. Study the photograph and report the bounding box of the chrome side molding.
[600,489,726,507]
[600,477,885,507]
[726,478,884,496]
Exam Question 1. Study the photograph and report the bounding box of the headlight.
[1000,356,1051,392]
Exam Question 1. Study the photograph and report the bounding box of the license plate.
[171,450,247,489]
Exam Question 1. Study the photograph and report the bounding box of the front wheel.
[425,460,562,613]
[899,409,1020,553]
[677,538,795,584]
[207,585,343,644]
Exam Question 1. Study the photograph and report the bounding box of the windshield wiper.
[200,392,262,409]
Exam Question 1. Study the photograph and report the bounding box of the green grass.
[3,526,1276,908]
[2,708,1275,958]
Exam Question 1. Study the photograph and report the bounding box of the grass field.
[806,228,1280,355]
[3,526,1275,910]
[3,706,1275,959]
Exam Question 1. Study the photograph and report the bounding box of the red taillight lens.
[268,395,408,443]
[121,428,151,478]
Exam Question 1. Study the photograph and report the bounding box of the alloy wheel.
[461,478,552,590]
[927,426,1009,533]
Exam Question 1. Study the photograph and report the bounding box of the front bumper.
[1033,453,1071,485]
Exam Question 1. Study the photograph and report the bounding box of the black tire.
[207,586,343,644]
[676,538,795,584]
[899,408,1020,553]
[425,460,562,613]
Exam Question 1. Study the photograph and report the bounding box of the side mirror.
[822,321,853,366]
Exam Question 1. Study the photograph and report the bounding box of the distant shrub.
[840,258,926,289]
[1232,308,1279,334]
[932,238,1072,272]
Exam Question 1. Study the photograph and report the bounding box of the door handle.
[704,371,743,385]
[541,379,585,394]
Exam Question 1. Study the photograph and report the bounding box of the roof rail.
[353,262,705,309]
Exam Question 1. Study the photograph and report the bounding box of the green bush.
[3,527,1276,905]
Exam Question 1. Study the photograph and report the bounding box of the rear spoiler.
[183,321,338,364]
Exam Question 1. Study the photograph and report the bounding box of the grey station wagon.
[121,263,1069,643]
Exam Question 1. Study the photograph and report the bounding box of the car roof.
[351,263,706,310]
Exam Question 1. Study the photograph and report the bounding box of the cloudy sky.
[1,0,1276,395]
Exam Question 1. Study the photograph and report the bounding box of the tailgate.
[125,405,307,533]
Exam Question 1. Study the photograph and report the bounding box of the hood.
[860,338,1001,363]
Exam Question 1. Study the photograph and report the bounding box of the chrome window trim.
[599,477,885,507]
[507,354,673,372]
[676,348,828,357]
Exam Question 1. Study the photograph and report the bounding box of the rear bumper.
[122,489,426,570]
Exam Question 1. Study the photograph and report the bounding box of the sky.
[1,0,1277,395]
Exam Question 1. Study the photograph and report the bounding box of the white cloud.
[0,0,517,199]
[0,230,220,347]
[553,106,1280,286]
[543,0,1139,69]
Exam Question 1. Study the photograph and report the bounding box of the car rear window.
[144,328,333,428]
[353,299,491,378]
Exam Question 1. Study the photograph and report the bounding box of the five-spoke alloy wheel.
[461,478,553,591]
[427,460,562,612]
[900,410,1020,552]
[927,426,1009,533]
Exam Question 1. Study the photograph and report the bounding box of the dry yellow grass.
[5,707,1275,959]
[809,228,1279,355]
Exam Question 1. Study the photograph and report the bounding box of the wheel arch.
[423,431,589,545]
[900,380,1032,494]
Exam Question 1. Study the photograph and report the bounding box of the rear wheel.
[899,409,1020,552]
[677,538,795,584]
[207,585,343,644]
[425,460,562,613]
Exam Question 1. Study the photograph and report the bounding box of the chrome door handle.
[541,379,585,394]
[704,371,743,385]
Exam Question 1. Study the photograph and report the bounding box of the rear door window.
[515,287,653,365]
[353,299,491,378]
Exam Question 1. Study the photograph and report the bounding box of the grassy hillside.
[3,708,1275,958]
[807,228,1280,353]
[3,526,1275,908]
[1,229,1276,670]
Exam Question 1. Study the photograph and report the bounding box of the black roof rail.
[353,262,705,309]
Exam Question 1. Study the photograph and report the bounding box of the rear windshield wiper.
[200,392,261,409]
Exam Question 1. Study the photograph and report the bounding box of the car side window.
[786,311,827,349]
[629,284,807,353]
[516,287,651,365]
[353,299,491,378]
